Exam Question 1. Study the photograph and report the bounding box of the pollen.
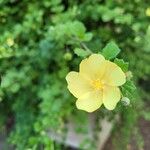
[91,79,104,90]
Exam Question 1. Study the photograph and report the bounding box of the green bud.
[63,52,72,61]
[121,97,130,106]
[125,71,133,79]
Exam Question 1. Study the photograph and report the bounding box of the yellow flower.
[146,8,150,16]
[66,54,126,112]
[6,38,14,47]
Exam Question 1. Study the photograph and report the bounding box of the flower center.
[91,79,103,90]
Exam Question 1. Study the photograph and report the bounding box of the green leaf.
[71,21,86,38]
[121,80,136,98]
[114,58,129,72]
[101,41,121,59]
[123,80,136,92]
[143,25,150,52]
[74,48,90,58]
[82,33,93,41]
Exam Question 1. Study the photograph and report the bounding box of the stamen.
[91,79,103,90]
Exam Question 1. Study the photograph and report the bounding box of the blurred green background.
[0,0,150,150]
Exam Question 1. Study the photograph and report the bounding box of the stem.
[80,42,93,54]
[72,36,93,54]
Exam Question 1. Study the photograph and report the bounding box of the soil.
[138,118,150,150]
[103,118,150,150]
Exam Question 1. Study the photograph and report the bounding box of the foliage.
[101,41,120,59]
[0,0,150,149]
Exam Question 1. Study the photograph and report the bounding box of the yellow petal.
[79,54,105,80]
[66,71,92,98]
[103,86,121,110]
[101,61,126,86]
[76,91,103,112]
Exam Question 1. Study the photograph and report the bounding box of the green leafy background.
[0,0,150,150]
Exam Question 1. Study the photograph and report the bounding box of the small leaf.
[123,80,136,92]
[121,80,136,98]
[82,33,93,41]
[71,21,86,38]
[101,41,121,59]
[143,25,150,52]
[114,58,129,72]
[74,48,91,58]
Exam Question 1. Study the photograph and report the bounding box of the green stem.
[80,42,93,54]
[72,36,93,54]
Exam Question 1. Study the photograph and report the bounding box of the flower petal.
[80,54,105,80]
[66,71,92,98]
[102,61,126,86]
[76,91,103,112]
[103,86,121,110]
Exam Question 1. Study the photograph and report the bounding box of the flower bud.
[121,97,130,106]
[125,71,133,79]
[63,52,72,61]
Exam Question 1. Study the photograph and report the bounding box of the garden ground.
[103,117,150,150]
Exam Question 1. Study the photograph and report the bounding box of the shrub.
[0,0,149,149]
